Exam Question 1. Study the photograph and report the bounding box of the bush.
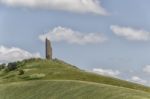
[18,69,24,75]
[7,62,17,71]
[0,64,6,70]
[16,61,25,68]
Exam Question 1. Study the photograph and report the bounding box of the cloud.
[93,68,120,77]
[143,65,150,74]
[110,25,150,41]
[0,46,40,63]
[0,0,108,15]
[130,76,147,84]
[39,26,107,45]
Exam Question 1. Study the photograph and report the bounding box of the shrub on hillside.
[16,61,25,68]
[18,69,24,75]
[7,62,17,71]
[0,64,6,70]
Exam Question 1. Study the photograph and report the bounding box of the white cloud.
[39,26,107,45]
[93,68,120,77]
[130,76,147,84]
[110,25,150,41]
[143,65,150,74]
[0,0,108,15]
[0,46,40,63]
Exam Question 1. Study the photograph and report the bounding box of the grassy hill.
[0,80,150,99]
[0,58,150,99]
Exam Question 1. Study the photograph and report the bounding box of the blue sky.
[0,0,150,86]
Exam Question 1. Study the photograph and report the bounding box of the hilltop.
[0,58,150,99]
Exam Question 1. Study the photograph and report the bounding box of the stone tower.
[45,38,52,60]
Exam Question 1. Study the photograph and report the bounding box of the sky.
[0,0,150,86]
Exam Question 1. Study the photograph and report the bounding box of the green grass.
[0,58,150,99]
[0,80,150,99]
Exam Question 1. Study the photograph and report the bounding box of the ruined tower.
[45,38,52,60]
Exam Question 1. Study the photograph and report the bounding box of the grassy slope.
[0,80,150,99]
[0,59,150,99]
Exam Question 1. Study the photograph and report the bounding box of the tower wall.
[46,38,52,60]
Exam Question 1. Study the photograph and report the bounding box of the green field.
[0,58,150,99]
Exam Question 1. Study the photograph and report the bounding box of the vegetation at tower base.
[0,58,150,99]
